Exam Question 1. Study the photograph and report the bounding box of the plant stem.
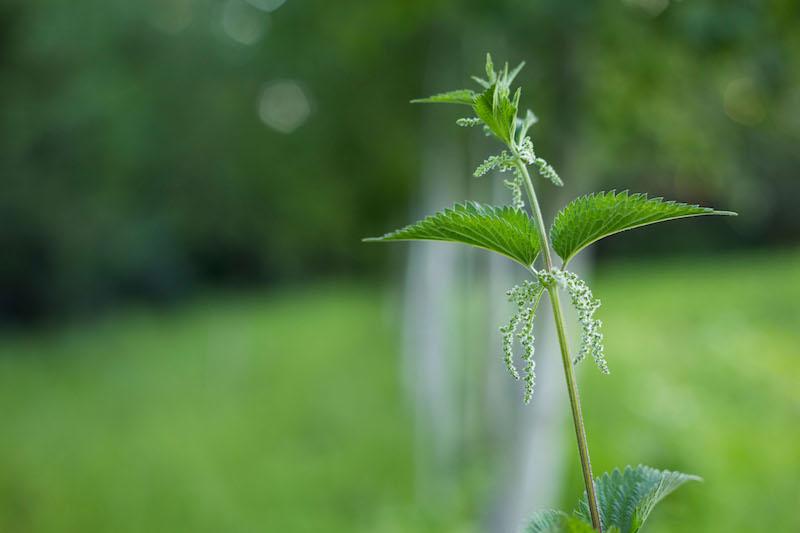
[548,287,602,531]
[517,160,554,271]
[514,158,603,532]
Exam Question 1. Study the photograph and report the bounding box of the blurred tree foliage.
[0,0,797,321]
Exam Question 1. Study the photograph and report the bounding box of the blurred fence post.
[402,37,466,499]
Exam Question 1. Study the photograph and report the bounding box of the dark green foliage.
[0,0,428,320]
[4,0,797,322]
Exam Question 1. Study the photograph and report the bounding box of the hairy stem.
[514,158,603,531]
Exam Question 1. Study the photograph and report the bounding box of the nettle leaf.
[525,510,569,533]
[516,109,538,144]
[473,83,519,144]
[364,202,540,267]
[507,60,526,85]
[471,75,491,89]
[471,53,521,144]
[485,52,497,82]
[525,511,591,533]
[576,465,701,533]
[411,89,477,106]
[527,466,697,532]
[525,511,621,533]
[410,54,528,148]
[550,190,737,265]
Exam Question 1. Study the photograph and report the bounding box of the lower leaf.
[525,510,594,533]
[575,465,701,533]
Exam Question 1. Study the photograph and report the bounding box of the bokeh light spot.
[245,0,287,13]
[724,78,766,126]
[222,0,268,46]
[258,81,312,134]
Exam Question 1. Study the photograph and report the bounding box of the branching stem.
[514,158,603,532]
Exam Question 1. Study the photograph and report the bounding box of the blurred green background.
[0,0,798,531]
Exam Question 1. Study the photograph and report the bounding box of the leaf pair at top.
[525,465,701,533]
[366,191,734,269]
[412,53,525,145]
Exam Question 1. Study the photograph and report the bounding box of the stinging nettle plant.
[365,54,736,532]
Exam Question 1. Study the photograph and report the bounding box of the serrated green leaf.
[485,52,496,83]
[516,109,538,143]
[507,61,526,85]
[470,56,524,144]
[525,510,570,533]
[575,465,701,533]
[364,202,541,267]
[471,75,491,89]
[411,89,476,106]
[473,84,518,144]
[525,511,595,533]
[550,190,737,266]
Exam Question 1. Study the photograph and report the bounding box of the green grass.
[567,249,800,532]
[0,250,798,532]
[0,287,463,532]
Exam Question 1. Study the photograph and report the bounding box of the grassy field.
[0,288,449,532]
[572,249,800,532]
[0,250,798,532]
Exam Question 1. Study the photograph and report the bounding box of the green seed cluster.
[534,157,562,187]
[550,269,609,374]
[518,136,536,164]
[518,306,536,403]
[518,136,563,187]
[504,173,524,210]
[474,150,516,177]
[500,280,544,403]
[472,148,525,210]
[470,136,561,209]
[456,117,482,127]
[501,270,609,405]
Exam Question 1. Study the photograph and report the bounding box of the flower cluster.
[547,269,609,374]
[501,270,608,404]
[504,172,524,210]
[456,117,482,127]
[517,136,536,164]
[517,136,563,187]
[500,280,545,403]
[474,150,516,177]
[500,268,609,403]
[473,149,526,210]
[533,156,563,187]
